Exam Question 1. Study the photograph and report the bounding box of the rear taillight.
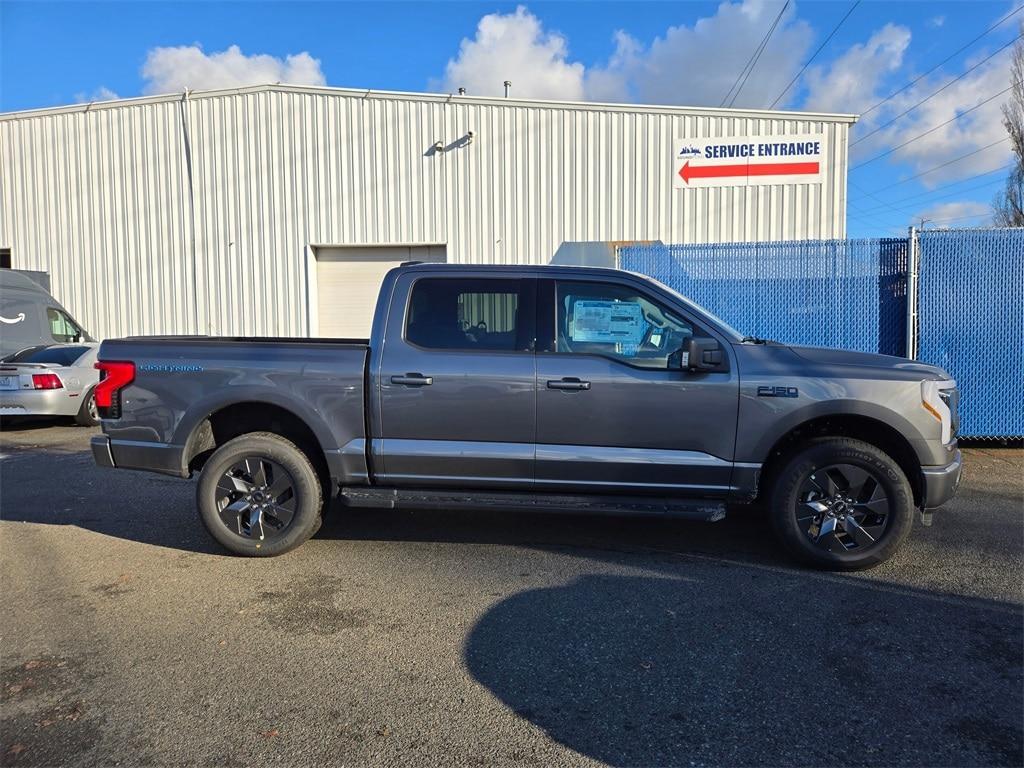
[32,373,63,390]
[94,361,135,418]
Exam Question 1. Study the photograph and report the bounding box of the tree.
[994,30,1024,227]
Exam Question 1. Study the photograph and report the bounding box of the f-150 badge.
[758,385,798,398]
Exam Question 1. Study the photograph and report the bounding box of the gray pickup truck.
[91,264,962,569]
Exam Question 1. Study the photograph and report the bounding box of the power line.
[862,137,1010,192]
[850,176,1006,223]
[769,0,861,109]
[851,85,1013,169]
[851,34,1021,147]
[923,210,995,225]
[852,166,1010,215]
[720,1,790,108]
[861,4,1024,118]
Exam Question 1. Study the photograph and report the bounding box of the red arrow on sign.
[678,160,819,184]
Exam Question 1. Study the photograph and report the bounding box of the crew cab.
[91,264,962,569]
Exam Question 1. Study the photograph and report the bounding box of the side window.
[47,308,81,343]
[555,281,694,369]
[406,278,528,351]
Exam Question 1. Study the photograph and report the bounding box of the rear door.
[534,277,739,495]
[375,273,537,488]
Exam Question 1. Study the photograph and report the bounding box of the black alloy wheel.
[215,457,297,543]
[197,432,323,557]
[796,462,890,553]
[769,437,914,570]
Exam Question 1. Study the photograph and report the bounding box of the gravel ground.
[1,421,1021,767]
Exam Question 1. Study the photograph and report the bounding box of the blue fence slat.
[619,238,907,356]
[917,228,1024,439]
[619,229,1022,439]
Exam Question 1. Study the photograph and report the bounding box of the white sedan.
[0,343,101,425]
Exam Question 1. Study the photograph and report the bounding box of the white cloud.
[800,8,1015,187]
[141,44,326,95]
[588,0,814,107]
[432,1,812,108]
[75,86,120,103]
[859,41,1014,185]
[929,16,946,28]
[916,200,992,225]
[431,6,585,101]
[802,23,911,114]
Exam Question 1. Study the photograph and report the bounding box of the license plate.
[0,376,18,391]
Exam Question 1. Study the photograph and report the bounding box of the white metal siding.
[314,244,445,338]
[0,85,851,339]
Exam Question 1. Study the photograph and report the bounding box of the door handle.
[391,374,433,386]
[547,378,591,391]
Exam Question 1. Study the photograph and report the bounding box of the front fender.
[738,390,931,465]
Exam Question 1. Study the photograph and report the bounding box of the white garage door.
[315,245,446,338]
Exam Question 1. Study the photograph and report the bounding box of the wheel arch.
[180,399,333,497]
[757,413,924,507]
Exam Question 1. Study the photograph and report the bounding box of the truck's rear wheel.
[769,438,914,570]
[197,432,322,557]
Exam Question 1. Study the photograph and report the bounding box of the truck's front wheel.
[769,438,914,570]
[197,432,323,557]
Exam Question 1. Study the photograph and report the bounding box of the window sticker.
[571,300,646,344]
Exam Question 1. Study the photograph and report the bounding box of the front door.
[535,277,739,495]
[376,274,537,488]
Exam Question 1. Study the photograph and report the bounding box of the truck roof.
[395,262,638,280]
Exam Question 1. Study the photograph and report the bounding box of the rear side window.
[5,345,90,366]
[554,281,695,369]
[406,278,531,351]
[47,308,83,343]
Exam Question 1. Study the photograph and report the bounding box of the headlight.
[922,380,958,444]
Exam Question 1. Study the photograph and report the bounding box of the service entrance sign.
[673,134,825,188]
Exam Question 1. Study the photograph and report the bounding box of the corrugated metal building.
[0,84,855,339]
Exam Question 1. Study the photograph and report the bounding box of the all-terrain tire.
[196,432,323,557]
[769,437,914,571]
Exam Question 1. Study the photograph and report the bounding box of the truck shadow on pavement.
[3,444,1023,766]
[461,567,1024,767]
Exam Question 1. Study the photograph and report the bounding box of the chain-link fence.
[619,229,1022,439]
[916,228,1024,439]
[619,239,908,356]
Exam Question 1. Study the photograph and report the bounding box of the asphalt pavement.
[1,421,1022,767]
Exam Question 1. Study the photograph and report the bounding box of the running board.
[339,487,727,522]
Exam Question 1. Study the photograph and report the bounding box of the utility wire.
[852,166,1010,214]
[862,137,1010,193]
[861,4,1024,117]
[852,35,1020,147]
[849,176,1006,222]
[921,210,994,225]
[851,86,1013,169]
[769,0,861,109]
[720,1,790,107]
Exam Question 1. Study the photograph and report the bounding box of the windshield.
[638,274,745,341]
[3,345,91,366]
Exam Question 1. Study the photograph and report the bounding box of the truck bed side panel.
[99,338,368,484]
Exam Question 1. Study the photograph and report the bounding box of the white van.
[0,270,94,359]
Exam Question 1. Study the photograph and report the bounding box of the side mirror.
[669,337,722,371]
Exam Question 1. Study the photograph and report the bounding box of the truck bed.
[96,335,369,484]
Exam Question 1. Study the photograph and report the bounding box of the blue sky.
[2,0,1019,238]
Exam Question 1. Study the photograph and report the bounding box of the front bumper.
[921,449,963,510]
